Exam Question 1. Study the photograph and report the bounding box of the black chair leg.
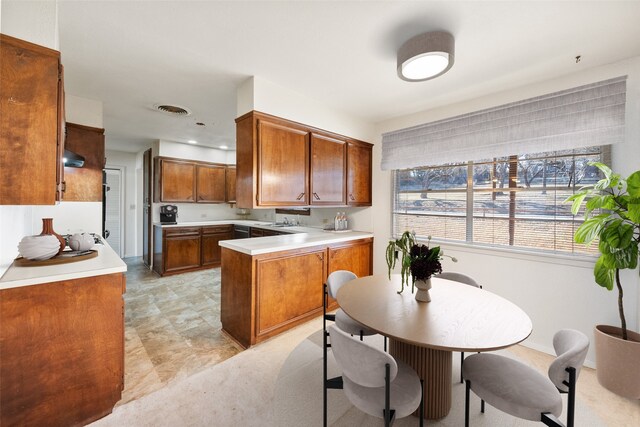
[481,399,485,413]
[566,366,576,427]
[465,380,470,427]
[419,379,424,427]
[360,330,364,341]
[460,351,465,383]
[385,363,391,427]
[384,336,387,352]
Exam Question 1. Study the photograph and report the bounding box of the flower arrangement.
[386,232,456,294]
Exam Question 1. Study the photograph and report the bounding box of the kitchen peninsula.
[219,227,373,348]
[0,239,126,426]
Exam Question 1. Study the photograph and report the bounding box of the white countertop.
[0,239,127,290]
[154,219,285,229]
[219,230,373,255]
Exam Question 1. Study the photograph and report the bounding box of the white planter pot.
[594,324,640,399]
[414,278,432,302]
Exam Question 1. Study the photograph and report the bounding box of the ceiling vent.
[152,104,192,116]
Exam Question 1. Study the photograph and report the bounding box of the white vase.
[414,278,432,302]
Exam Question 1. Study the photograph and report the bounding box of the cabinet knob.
[313,192,320,200]
[296,192,305,200]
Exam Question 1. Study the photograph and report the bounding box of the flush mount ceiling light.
[397,31,455,82]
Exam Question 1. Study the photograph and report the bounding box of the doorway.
[104,168,124,257]
[143,149,152,267]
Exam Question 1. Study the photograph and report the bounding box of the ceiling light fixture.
[397,31,455,82]
[187,140,198,144]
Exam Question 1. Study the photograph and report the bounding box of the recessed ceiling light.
[219,145,228,150]
[187,140,198,144]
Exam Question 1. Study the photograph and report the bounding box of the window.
[393,146,609,255]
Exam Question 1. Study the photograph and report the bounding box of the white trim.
[104,166,125,258]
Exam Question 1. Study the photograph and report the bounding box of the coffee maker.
[160,205,178,224]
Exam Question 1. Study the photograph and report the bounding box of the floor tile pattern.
[119,258,242,405]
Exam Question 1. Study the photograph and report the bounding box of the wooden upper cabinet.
[155,158,196,202]
[63,123,105,202]
[235,111,372,209]
[347,140,372,206]
[225,166,236,203]
[310,133,346,205]
[257,118,309,206]
[196,163,226,203]
[0,34,63,205]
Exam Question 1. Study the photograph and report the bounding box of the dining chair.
[323,270,381,426]
[328,324,424,427]
[434,271,482,383]
[462,329,589,427]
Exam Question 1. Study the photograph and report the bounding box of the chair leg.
[481,399,485,413]
[460,351,465,383]
[360,330,364,341]
[384,336,387,352]
[323,326,328,427]
[385,363,391,427]
[566,367,576,427]
[465,380,470,427]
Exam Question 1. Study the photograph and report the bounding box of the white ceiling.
[57,1,640,153]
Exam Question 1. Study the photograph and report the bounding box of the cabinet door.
[310,133,346,205]
[347,141,372,206]
[256,250,325,337]
[327,239,373,309]
[250,228,265,237]
[257,119,309,206]
[63,123,105,201]
[225,166,236,203]
[163,229,201,273]
[0,35,61,205]
[196,164,226,203]
[158,159,196,202]
[201,226,233,266]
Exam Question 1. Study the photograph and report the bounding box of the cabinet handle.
[296,192,305,200]
[313,192,320,200]
[349,193,355,201]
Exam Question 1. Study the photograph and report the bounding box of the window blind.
[381,76,626,170]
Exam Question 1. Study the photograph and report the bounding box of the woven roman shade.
[381,76,627,170]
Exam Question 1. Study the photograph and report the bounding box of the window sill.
[423,238,598,269]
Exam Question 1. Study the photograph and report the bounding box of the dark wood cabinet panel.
[64,123,105,201]
[196,163,226,203]
[155,158,196,202]
[326,238,374,310]
[0,273,125,426]
[347,141,373,206]
[0,34,63,205]
[202,226,233,266]
[257,119,309,206]
[225,166,236,203]
[256,249,325,337]
[164,234,201,273]
[310,133,346,205]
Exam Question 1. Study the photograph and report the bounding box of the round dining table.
[336,274,532,420]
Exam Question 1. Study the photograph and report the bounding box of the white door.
[104,168,123,257]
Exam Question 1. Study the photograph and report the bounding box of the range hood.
[63,149,85,168]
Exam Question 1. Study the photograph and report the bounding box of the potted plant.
[567,162,640,399]
[386,232,456,300]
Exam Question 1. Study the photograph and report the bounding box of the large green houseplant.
[567,162,640,398]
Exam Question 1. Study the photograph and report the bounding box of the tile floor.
[119,258,242,405]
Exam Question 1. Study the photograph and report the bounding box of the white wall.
[374,56,640,366]
[66,95,103,128]
[157,139,230,164]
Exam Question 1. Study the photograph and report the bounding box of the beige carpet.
[273,330,606,426]
[91,316,608,427]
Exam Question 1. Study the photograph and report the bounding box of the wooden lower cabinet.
[0,273,125,426]
[153,225,233,276]
[221,237,373,348]
[202,225,234,266]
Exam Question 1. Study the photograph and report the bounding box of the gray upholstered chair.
[328,324,424,427]
[462,329,589,427]
[434,272,482,383]
[323,270,381,426]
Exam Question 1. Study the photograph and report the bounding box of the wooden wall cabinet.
[63,123,105,201]
[235,111,371,209]
[225,166,236,203]
[0,273,125,426]
[221,237,373,348]
[0,34,65,205]
[153,225,233,276]
[155,156,234,204]
[347,140,372,206]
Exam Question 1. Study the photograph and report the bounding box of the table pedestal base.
[389,339,452,420]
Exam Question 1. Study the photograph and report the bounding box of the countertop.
[154,219,373,256]
[0,239,127,290]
